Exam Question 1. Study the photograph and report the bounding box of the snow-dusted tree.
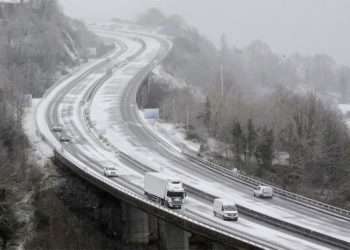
[255,127,274,177]
[246,118,257,159]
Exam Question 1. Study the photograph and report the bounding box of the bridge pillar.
[121,203,150,244]
[148,214,160,242]
[212,243,226,250]
[159,221,191,250]
[212,242,249,250]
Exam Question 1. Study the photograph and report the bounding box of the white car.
[253,185,274,198]
[103,167,119,177]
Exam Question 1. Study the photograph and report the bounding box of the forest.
[0,1,114,248]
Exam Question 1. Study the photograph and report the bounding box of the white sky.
[59,0,350,67]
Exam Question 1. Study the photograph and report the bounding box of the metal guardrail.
[183,151,350,220]
[184,184,350,250]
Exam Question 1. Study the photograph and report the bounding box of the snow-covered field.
[151,66,187,89]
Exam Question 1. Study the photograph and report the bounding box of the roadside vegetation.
[139,9,350,208]
[0,0,114,248]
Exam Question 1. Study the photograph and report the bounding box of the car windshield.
[223,205,237,211]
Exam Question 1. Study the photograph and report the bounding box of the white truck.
[144,172,185,209]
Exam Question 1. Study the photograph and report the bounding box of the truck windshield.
[223,205,237,211]
[167,191,184,198]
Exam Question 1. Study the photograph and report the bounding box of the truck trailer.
[144,172,185,209]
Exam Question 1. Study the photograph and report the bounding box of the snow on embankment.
[23,99,53,168]
[139,66,201,153]
[138,111,200,154]
[338,104,350,127]
[151,65,187,89]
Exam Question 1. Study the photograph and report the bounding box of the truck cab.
[166,181,185,208]
[213,198,238,221]
[144,172,185,209]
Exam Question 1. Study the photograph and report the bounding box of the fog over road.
[60,0,350,67]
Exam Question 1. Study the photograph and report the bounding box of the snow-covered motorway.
[35,26,350,250]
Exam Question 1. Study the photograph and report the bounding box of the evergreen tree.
[232,120,244,163]
[246,118,257,159]
[204,96,211,133]
[255,127,274,176]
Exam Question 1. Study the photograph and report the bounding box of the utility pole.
[220,63,224,97]
[186,108,190,131]
[172,98,176,123]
